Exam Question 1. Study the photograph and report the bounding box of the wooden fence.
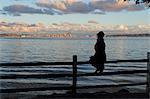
[0,52,149,97]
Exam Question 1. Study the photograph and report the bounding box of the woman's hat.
[97,31,104,37]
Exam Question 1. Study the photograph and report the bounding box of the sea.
[0,37,150,96]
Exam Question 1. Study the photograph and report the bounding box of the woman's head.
[97,31,104,38]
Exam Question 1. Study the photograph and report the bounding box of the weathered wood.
[1,82,146,93]
[0,70,147,79]
[0,73,72,79]
[78,59,148,64]
[78,70,148,77]
[0,59,148,66]
[147,52,150,96]
[0,86,71,93]
[77,82,146,89]
[72,55,77,96]
[0,62,73,66]
[0,55,149,95]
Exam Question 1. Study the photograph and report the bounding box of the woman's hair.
[97,31,105,37]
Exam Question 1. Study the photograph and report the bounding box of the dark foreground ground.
[33,92,149,99]
[1,89,149,99]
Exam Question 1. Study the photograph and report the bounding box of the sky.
[0,0,149,26]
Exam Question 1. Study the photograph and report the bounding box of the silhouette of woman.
[89,31,106,73]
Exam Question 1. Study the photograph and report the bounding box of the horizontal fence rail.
[0,82,146,93]
[0,52,149,97]
[0,70,148,79]
[0,59,148,66]
[1,86,71,93]
[77,82,147,89]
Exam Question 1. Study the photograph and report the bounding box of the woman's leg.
[95,63,104,73]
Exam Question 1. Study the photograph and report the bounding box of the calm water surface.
[0,37,149,62]
[0,37,149,94]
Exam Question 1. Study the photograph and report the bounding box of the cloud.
[37,0,50,4]
[36,0,145,14]
[36,0,92,13]
[90,0,126,12]
[3,4,54,15]
[91,0,146,12]
[90,9,105,14]
[126,5,145,11]
[68,1,92,13]
[36,0,99,14]
[2,0,146,16]
[88,20,99,24]
[0,21,149,34]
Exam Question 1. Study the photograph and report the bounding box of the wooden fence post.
[147,52,150,96]
[72,55,77,96]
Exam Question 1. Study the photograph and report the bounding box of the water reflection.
[0,37,149,63]
[105,37,149,60]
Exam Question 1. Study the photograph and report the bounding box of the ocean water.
[0,37,149,95]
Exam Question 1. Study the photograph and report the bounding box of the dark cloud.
[36,3,51,9]
[3,4,54,15]
[89,0,145,12]
[126,5,145,11]
[68,1,92,13]
[90,0,126,12]
[12,13,21,16]
[36,0,104,14]
[2,0,146,16]
[36,0,145,14]
[88,20,99,24]
[36,2,64,14]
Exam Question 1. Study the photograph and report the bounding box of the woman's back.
[89,31,106,73]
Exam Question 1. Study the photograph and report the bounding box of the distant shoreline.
[0,33,149,39]
[106,33,150,37]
